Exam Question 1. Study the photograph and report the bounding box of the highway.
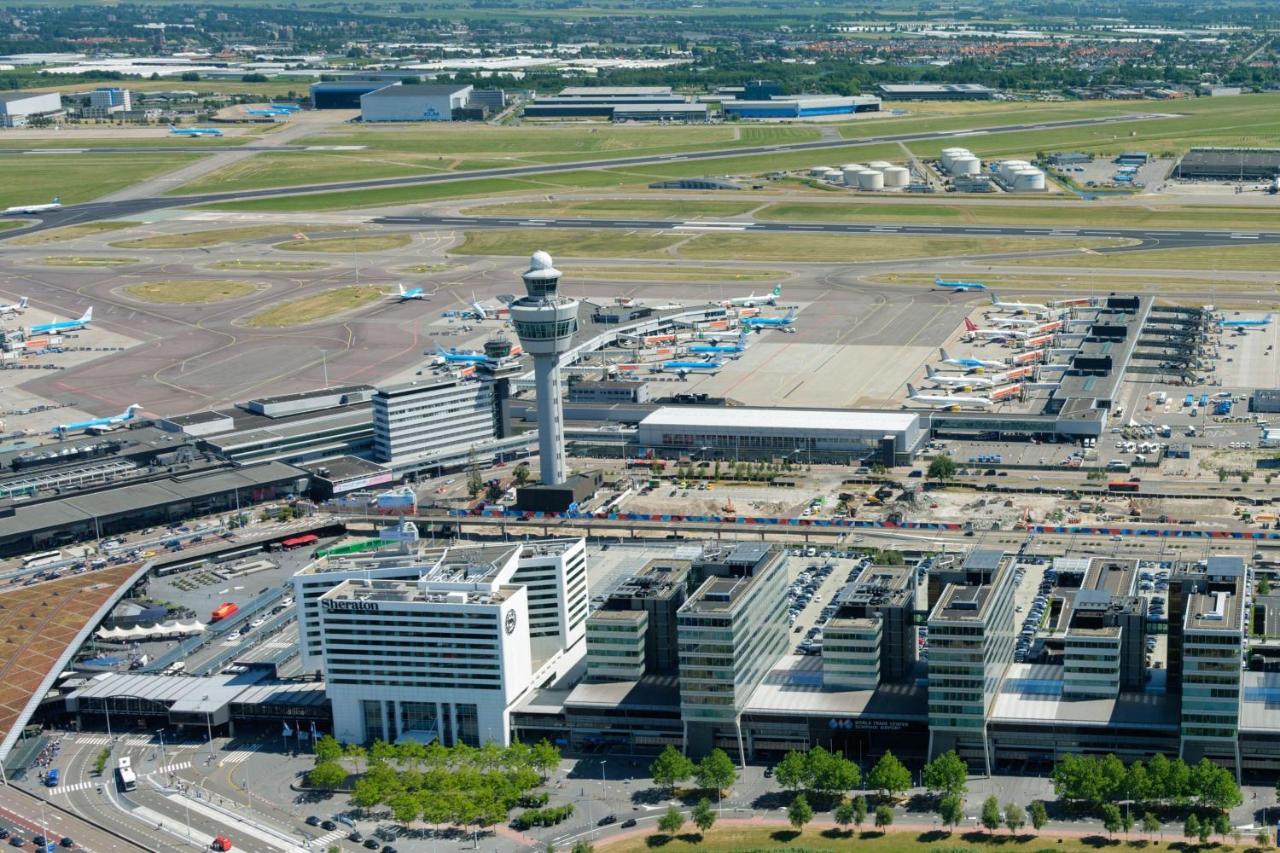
[0,110,1186,240]
[371,213,1280,251]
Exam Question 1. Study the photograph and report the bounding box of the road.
[372,212,1278,252]
[0,111,1179,239]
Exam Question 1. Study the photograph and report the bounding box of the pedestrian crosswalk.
[75,734,156,746]
[156,761,191,775]
[218,745,259,766]
[74,735,111,745]
[50,780,96,795]
[313,830,345,846]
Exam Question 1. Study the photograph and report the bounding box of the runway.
[373,213,1280,252]
[0,110,1181,239]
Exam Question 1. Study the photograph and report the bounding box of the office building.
[372,376,498,466]
[1179,557,1246,774]
[678,543,789,757]
[585,610,649,682]
[926,549,1016,772]
[566,380,650,405]
[509,251,578,486]
[89,87,131,110]
[0,90,63,127]
[311,537,588,746]
[824,564,917,689]
[586,557,692,679]
[467,89,508,112]
[359,83,473,122]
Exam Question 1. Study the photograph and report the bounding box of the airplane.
[433,344,489,365]
[723,284,782,308]
[4,197,61,216]
[935,276,987,292]
[742,308,797,328]
[938,347,1005,371]
[30,307,92,335]
[925,365,997,389]
[655,359,723,375]
[0,297,29,316]
[688,330,748,355]
[461,293,510,321]
[247,108,292,117]
[1219,314,1272,328]
[268,103,301,112]
[905,383,994,409]
[52,404,141,436]
[989,293,1050,316]
[394,284,426,302]
[169,125,223,137]
[963,318,1028,340]
[990,316,1042,328]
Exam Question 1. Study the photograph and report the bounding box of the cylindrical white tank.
[883,166,910,187]
[1012,168,1046,191]
[809,166,830,177]
[940,147,968,169]
[999,159,1030,177]
[949,155,980,177]
[866,160,893,171]
[857,169,885,191]
[841,163,865,172]
[818,167,841,181]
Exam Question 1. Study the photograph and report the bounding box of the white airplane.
[466,293,510,320]
[0,297,29,316]
[395,284,426,302]
[925,365,997,389]
[905,383,994,409]
[53,404,141,436]
[989,293,1050,316]
[963,318,1027,340]
[723,285,782,309]
[939,347,1005,371]
[990,316,1042,328]
[4,197,61,216]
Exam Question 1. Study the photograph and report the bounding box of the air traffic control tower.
[510,251,578,485]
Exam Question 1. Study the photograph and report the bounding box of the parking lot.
[1048,155,1173,192]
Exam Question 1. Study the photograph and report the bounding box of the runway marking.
[1230,234,1260,239]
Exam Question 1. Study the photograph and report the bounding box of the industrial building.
[0,90,63,127]
[310,80,388,109]
[721,94,880,119]
[636,407,925,466]
[359,83,473,122]
[521,90,706,122]
[83,87,131,118]
[877,83,997,101]
[1174,147,1280,180]
[1253,389,1280,413]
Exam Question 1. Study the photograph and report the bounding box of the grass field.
[274,233,412,253]
[125,280,259,304]
[401,263,457,274]
[1012,242,1280,272]
[867,271,1267,296]
[39,256,138,267]
[466,199,762,219]
[208,259,330,272]
[598,824,1227,853]
[564,265,785,282]
[0,221,19,231]
[9,221,137,246]
[113,224,342,249]
[453,228,1116,262]
[0,154,198,209]
[0,137,246,149]
[244,285,383,326]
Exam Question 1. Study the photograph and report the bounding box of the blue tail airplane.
[434,344,489,365]
[688,329,748,355]
[935,275,987,292]
[742,308,797,328]
[169,125,223,137]
[1219,314,1272,328]
[30,307,92,335]
[53,404,141,436]
[395,284,426,302]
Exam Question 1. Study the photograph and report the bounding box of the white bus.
[22,550,62,569]
[115,757,136,792]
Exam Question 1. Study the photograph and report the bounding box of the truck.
[210,602,238,623]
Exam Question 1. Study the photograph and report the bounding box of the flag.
[282,722,292,737]
[310,721,318,739]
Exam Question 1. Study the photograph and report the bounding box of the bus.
[116,757,136,792]
[22,550,62,568]
[1108,481,1141,493]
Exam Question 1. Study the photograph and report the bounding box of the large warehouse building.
[359,83,473,122]
[0,90,63,127]
[1173,147,1280,180]
[636,407,924,466]
[877,83,997,101]
[721,94,880,119]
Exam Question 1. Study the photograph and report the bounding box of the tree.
[867,751,911,800]
[773,751,808,792]
[788,794,813,833]
[1184,813,1200,844]
[1121,809,1135,835]
[571,843,593,853]
[513,462,531,486]
[692,798,716,834]
[343,742,367,773]
[1029,800,1048,833]
[1257,829,1271,849]
[938,794,964,834]
[1199,816,1213,845]
[874,804,894,831]
[1004,802,1025,836]
[853,795,868,832]
[1143,812,1160,840]
[650,745,694,794]
[834,801,855,835]
[1214,812,1231,842]
[1101,803,1122,838]
[981,796,1002,835]
[389,791,420,827]
[807,747,861,797]
[928,455,957,482]
[530,739,560,781]
[922,751,968,799]
[695,749,737,794]
[1260,577,1272,595]
[466,447,484,496]
[658,806,684,836]
[307,761,347,790]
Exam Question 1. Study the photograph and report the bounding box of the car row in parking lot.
[1016,563,1052,663]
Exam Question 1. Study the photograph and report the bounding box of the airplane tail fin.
[935,276,944,286]
[122,404,140,420]
[398,284,406,296]
[963,317,978,332]
[990,293,1000,305]
[80,307,92,324]
[51,196,59,205]
[784,308,796,321]
[940,347,951,361]
[925,365,937,378]
[771,284,782,297]
[18,297,28,309]
[906,383,919,398]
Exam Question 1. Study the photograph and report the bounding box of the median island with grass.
[244,285,383,327]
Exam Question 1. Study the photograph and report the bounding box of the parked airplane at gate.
[742,308,797,328]
[433,345,489,364]
[935,276,987,292]
[0,297,29,316]
[905,384,994,409]
[53,404,141,436]
[963,318,1028,340]
[30,307,92,335]
[688,330,748,355]
[4,197,60,215]
[395,284,426,302]
[722,285,782,308]
[169,125,223,136]
[925,365,997,389]
[1219,314,1272,327]
[938,347,1005,371]
[989,293,1050,316]
[655,359,723,376]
